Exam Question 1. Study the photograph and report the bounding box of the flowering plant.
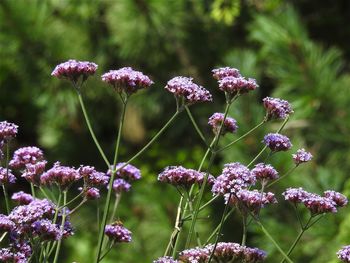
[0,61,348,263]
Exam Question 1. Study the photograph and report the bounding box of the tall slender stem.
[124,111,180,166]
[2,144,11,214]
[281,216,313,263]
[241,215,247,246]
[113,99,128,166]
[2,185,10,214]
[257,220,293,263]
[95,98,128,262]
[185,102,231,248]
[217,120,266,153]
[95,110,179,262]
[205,209,234,245]
[185,106,208,147]
[30,183,36,198]
[168,140,213,257]
[77,93,111,168]
[109,193,122,223]
[207,193,232,262]
[267,166,297,188]
[53,191,67,263]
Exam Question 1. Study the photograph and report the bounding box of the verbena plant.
[0,60,349,263]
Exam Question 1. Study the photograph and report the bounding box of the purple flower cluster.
[105,223,132,243]
[79,165,109,186]
[179,243,266,263]
[9,199,55,227]
[263,133,292,152]
[208,113,238,135]
[9,146,44,169]
[0,197,67,260]
[226,190,277,214]
[41,162,81,188]
[82,187,99,200]
[283,188,348,215]
[107,163,141,193]
[338,245,350,262]
[114,163,141,181]
[213,67,258,97]
[11,191,34,205]
[212,67,241,80]
[292,148,313,166]
[112,179,131,193]
[51,59,98,83]
[0,214,15,232]
[77,166,108,199]
[31,219,62,241]
[212,162,256,195]
[153,257,178,263]
[158,166,213,188]
[0,167,16,185]
[178,247,210,263]
[251,163,279,182]
[102,67,153,94]
[263,97,293,120]
[22,161,47,185]
[0,121,18,142]
[0,246,30,263]
[165,76,212,104]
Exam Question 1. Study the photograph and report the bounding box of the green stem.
[59,191,84,209]
[77,93,111,168]
[95,98,128,262]
[281,216,313,263]
[0,232,7,243]
[182,195,219,221]
[113,99,128,166]
[69,199,87,215]
[217,120,266,153]
[53,191,67,263]
[109,193,122,223]
[185,102,231,248]
[247,116,290,168]
[124,111,180,167]
[207,193,232,263]
[168,141,213,257]
[257,221,293,263]
[267,166,297,188]
[30,183,36,198]
[168,196,184,257]
[204,209,234,245]
[185,106,208,147]
[241,215,247,246]
[2,184,10,214]
[3,144,10,214]
[185,190,201,246]
[247,146,267,167]
[95,110,179,263]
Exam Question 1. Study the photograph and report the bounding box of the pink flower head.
[0,121,18,141]
[208,113,238,135]
[218,76,258,96]
[263,97,293,120]
[165,76,212,105]
[102,67,153,94]
[52,59,97,83]
[251,163,279,182]
[105,222,132,243]
[41,162,81,188]
[212,67,241,80]
[9,147,44,169]
[292,148,313,165]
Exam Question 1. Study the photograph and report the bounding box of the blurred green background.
[1,0,350,262]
